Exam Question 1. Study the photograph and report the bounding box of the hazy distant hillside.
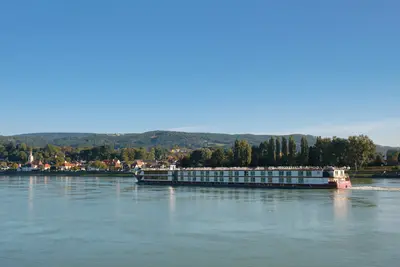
[0,131,397,153]
[0,131,316,149]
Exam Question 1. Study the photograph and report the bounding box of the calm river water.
[1,176,399,267]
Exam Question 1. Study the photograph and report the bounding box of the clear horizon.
[1,0,399,146]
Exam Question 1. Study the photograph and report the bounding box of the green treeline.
[1,134,397,170]
[180,135,378,170]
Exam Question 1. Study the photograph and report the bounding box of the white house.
[18,163,36,172]
[87,166,100,171]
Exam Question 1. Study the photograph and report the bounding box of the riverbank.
[0,171,135,178]
[1,166,399,179]
[348,166,400,178]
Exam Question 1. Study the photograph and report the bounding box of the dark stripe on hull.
[136,180,337,189]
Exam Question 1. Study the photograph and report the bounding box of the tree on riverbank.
[347,135,375,171]
[275,138,281,165]
[386,150,400,165]
[267,137,275,166]
[288,136,297,165]
[210,147,226,167]
[233,140,252,167]
[281,137,288,166]
[90,160,108,170]
[180,135,377,168]
[299,136,308,165]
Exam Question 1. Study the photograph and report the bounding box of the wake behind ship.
[134,166,351,189]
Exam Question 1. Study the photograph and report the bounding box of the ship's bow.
[337,178,352,189]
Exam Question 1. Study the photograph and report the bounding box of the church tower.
[28,150,34,163]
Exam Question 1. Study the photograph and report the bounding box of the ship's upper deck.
[138,166,350,171]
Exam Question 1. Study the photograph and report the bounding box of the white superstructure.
[136,166,349,186]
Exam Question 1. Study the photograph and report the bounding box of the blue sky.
[1,0,399,146]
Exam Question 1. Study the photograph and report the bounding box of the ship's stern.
[133,168,144,183]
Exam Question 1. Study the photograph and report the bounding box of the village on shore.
[0,150,174,173]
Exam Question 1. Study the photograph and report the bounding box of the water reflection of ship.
[333,189,350,219]
[140,186,307,204]
[168,186,176,214]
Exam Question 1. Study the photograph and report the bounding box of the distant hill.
[0,131,317,149]
[0,131,397,153]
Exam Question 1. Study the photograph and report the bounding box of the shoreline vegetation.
[1,134,399,178]
[348,166,400,179]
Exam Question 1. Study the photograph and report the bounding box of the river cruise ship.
[134,166,351,189]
